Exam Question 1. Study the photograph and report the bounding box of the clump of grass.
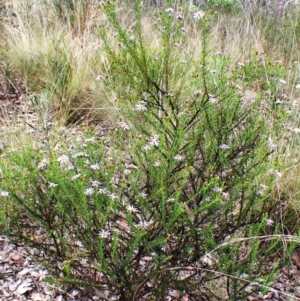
[0,0,115,125]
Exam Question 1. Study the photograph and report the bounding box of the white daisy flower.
[73,152,89,158]
[90,163,101,170]
[109,193,118,200]
[84,187,94,196]
[91,180,102,187]
[32,269,48,281]
[260,184,268,191]
[98,229,110,239]
[0,190,9,197]
[267,137,276,149]
[165,7,174,13]
[166,198,175,203]
[278,79,287,84]
[209,97,218,104]
[71,174,81,181]
[127,204,139,213]
[84,137,96,143]
[143,144,151,152]
[135,101,147,111]
[219,144,229,150]
[125,163,138,169]
[193,10,205,20]
[213,187,223,193]
[98,188,109,195]
[153,161,160,167]
[38,158,48,170]
[139,191,148,199]
[273,169,282,178]
[174,154,184,162]
[119,122,131,131]
[149,135,160,147]
[221,192,230,200]
[57,154,69,164]
[265,218,274,226]
[137,220,149,229]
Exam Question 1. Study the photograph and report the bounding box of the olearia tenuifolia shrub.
[0,1,295,300]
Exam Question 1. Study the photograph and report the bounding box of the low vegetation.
[1,0,300,300]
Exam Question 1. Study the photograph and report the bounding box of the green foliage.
[205,0,240,13]
[0,1,294,300]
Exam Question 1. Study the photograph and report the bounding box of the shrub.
[0,1,293,300]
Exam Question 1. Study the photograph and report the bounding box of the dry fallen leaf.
[18,267,33,277]
[182,294,189,301]
[94,288,108,300]
[30,292,46,301]
[263,292,273,299]
[9,279,21,291]
[292,251,300,268]
[71,289,79,297]
[15,279,32,294]
[0,289,11,297]
[10,251,23,262]
[116,218,130,231]
[168,289,180,299]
